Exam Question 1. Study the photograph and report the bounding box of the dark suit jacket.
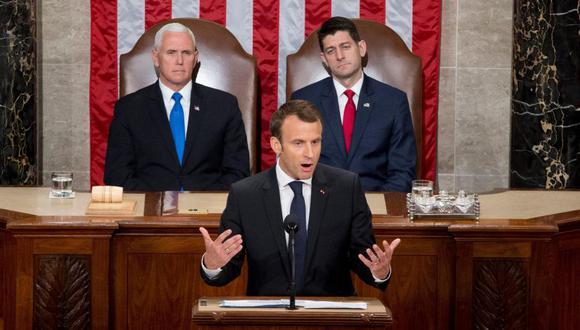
[291,75,416,192]
[104,81,250,191]
[201,164,388,296]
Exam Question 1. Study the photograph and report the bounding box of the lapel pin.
[363,103,370,108]
[194,105,200,111]
[320,187,326,195]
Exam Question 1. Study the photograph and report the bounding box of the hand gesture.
[358,238,401,280]
[199,227,243,270]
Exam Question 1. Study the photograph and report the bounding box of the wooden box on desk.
[192,297,392,329]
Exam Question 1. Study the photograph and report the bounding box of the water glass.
[412,180,433,200]
[51,172,73,198]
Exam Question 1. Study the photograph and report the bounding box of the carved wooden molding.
[473,259,528,330]
[33,255,91,329]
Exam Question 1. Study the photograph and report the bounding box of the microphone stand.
[284,215,299,310]
[287,227,297,310]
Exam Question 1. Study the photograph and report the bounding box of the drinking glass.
[51,172,73,198]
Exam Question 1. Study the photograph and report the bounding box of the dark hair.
[317,16,361,51]
[270,100,322,140]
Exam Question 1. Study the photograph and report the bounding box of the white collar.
[158,80,193,103]
[275,160,313,189]
[333,74,364,97]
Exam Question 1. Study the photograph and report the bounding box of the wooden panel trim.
[33,238,93,254]
[123,235,205,253]
[472,242,532,258]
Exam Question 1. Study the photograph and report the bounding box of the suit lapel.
[348,76,374,164]
[182,83,207,167]
[261,169,291,278]
[320,80,347,162]
[147,83,181,167]
[304,166,330,276]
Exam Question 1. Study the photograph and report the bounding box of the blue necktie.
[289,181,307,292]
[170,92,185,165]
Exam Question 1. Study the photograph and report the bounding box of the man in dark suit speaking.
[291,17,416,192]
[104,22,249,191]
[199,100,400,296]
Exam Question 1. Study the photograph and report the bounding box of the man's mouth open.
[301,163,314,172]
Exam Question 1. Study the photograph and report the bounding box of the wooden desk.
[1,188,579,329]
[192,297,391,329]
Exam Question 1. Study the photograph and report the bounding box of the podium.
[192,297,392,329]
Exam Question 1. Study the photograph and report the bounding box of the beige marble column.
[437,0,513,193]
[41,0,91,191]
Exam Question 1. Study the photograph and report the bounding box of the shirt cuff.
[201,253,223,279]
[373,267,392,283]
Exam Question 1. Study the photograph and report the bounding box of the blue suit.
[292,75,416,192]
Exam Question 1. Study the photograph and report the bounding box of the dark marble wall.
[0,0,38,185]
[511,0,580,189]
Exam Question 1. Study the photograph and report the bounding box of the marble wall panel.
[511,0,580,189]
[455,175,509,194]
[440,0,457,68]
[457,0,513,68]
[456,68,511,178]
[0,0,38,185]
[41,0,91,190]
[41,0,90,65]
[438,0,514,194]
[437,173,455,192]
[438,68,456,175]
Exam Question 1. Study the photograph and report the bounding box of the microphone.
[284,214,299,234]
[283,214,299,310]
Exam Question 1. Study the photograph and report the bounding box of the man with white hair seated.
[104,22,249,191]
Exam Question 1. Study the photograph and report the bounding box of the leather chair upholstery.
[286,19,422,177]
[120,18,258,174]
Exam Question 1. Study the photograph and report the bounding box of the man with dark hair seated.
[292,17,416,192]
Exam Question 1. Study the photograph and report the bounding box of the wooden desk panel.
[0,189,579,329]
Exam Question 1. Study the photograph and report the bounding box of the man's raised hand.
[199,227,243,269]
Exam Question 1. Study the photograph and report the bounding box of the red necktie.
[343,89,356,153]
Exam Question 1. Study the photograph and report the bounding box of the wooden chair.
[119,18,259,174]
[286,19,423,177]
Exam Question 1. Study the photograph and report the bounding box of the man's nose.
[176,53,183,64]
[304,144,314,158]
[335,48,345,60]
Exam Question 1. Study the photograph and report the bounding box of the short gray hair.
[153,22,196,50]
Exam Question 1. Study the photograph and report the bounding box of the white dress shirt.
[158,80,192,135]
[333,75,364,124]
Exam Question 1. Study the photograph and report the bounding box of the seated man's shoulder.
[366,75,407,99]
[194,83,237,103]
[291,77,333,98]
[115,83,157,110]
[316,163,358,183]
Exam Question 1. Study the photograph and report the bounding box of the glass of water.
[51,172,73,198]
[412,180,434,211]
[412,180,433,200]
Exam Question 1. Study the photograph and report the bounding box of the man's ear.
[270,136,282,155]
[151,49,160,68]
[358,40,367,58]
[319,51,329,68]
